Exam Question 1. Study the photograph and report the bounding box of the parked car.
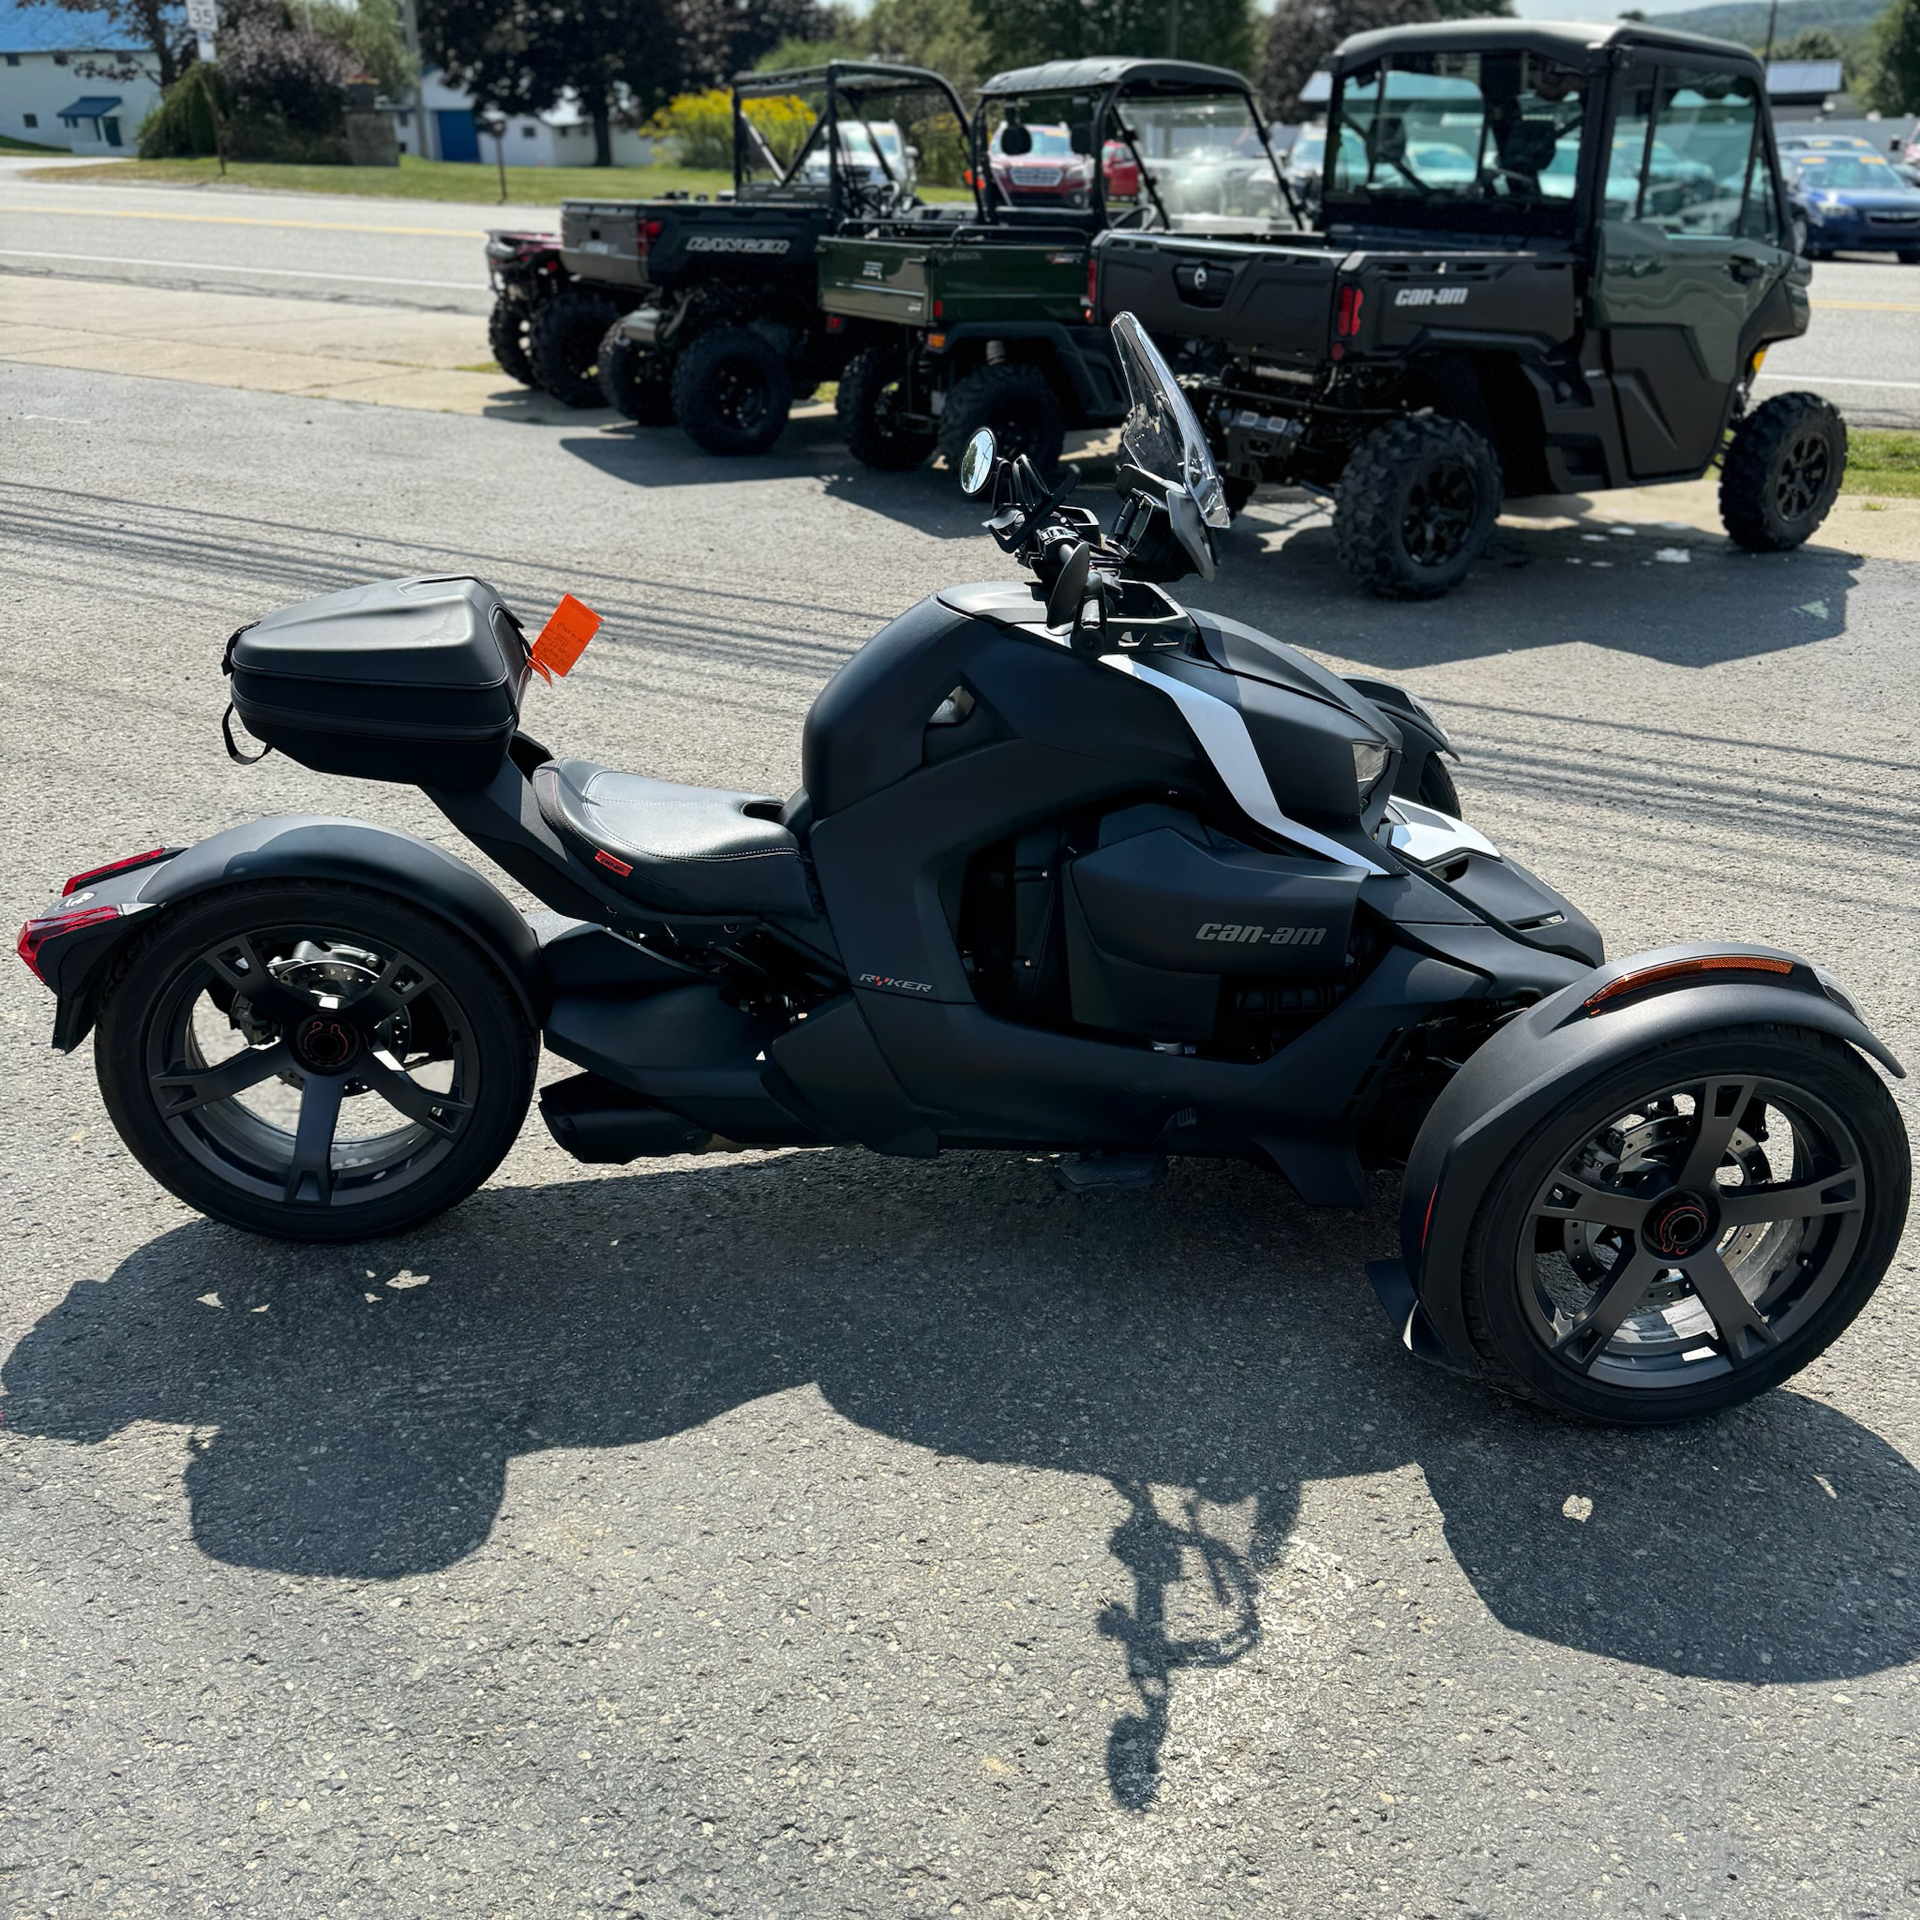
[1786,149,1920,260]
[988,121,1094,206]
[798,119,916,195]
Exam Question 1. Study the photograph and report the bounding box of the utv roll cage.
[974,55,1300,230]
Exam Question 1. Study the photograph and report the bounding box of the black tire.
[1900,249,1920,265]
[488,298,536,387]
[527,290,624,409]
[1719,392,1847,552]
[598,325,675,425]
[1222,473,1257,518]
[936,362,1065,480]
[1458,1026,1909,1425]
[95,882,537,1243]
[1415,753,1461,816]
[836,347,936,472]
[671,325,792,456]
[1333,412,1503,600]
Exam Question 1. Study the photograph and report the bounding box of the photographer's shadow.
[7,1151,1916,1806]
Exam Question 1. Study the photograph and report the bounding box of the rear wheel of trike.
[96,883,537,1242]
[1459,1026,1909,1424]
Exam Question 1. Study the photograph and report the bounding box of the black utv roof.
[737,60,961,98]
[1330,18,1763,77]
[979,57,1259,99]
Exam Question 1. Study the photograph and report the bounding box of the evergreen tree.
[974,0,1257,85]
[1865,0,1920,111]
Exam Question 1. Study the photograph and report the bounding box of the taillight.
[638,217,664,259]
[16,903,124,984]
[1085,254,1099,318]
[1336,283,1365,337]
[63,847,169,896]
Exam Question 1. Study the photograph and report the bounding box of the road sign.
[184,0,217,28]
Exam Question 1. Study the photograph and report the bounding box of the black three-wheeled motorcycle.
[17,317,1908,1425]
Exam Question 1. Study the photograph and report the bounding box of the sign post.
[184,0,217,65]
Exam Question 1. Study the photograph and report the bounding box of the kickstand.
[1052,1152,1168,1195]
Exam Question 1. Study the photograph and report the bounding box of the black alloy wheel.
[1333,412,1503,600]
[1460,1028,1908,1423]
[935,362,1066,481]
[96,884,535,1241]
[1719,392,1847,552]
[526,290,626,409]
[671,326,792,456]
[836,347,936,472]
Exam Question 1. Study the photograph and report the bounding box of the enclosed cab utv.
[822,57,1300,479]
[587,62,975,455]
[1094,21,1841,596]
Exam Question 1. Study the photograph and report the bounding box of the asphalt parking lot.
[4,180,1920,1919]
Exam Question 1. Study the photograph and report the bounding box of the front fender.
[1385,943,1902,1372]
[46,815,545,1050]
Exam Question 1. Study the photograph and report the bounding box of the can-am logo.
[686,235,791,255]
[1394,286,1469,308]
[1195,923,1327,947]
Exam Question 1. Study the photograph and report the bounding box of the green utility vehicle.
[1094,21,1841,596]
[586,63,975,454]
[820,57,1299,478]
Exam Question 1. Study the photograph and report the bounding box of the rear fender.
[1385,944,1902,1371]
[41,815,546,1051]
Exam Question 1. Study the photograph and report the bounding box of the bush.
[645,87,815,172]
[140,64,230,157]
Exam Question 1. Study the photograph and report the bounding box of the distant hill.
[1648,0,1883,50]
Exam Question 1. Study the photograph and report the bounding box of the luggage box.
[225,575,530,791]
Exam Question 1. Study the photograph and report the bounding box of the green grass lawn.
[1842,428,1920,498]
[0,133,63,152]
[25,153,738,203]
[26,151,971,205]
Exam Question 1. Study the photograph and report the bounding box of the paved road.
[4,162,1920,421]
[2,357,1918,1918]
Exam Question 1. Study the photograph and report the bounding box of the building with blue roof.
[0,0,163,153]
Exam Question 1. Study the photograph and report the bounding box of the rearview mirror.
[959,426,997,496]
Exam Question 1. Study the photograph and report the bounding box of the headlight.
[1352,739,1389,805]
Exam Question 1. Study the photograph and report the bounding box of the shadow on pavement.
[7,1151,1916,1811]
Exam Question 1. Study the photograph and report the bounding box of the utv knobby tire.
[488,298,536,387]
[936,363,1066,480]
[836,347,935,472]
[95,882,538,1243]
[1333,412,1503,600]
[1719,392,1846,552]
[527,290,625,408]
[1457,1025,1908,1426]
[599,326,676,425]
[672,325,792,456]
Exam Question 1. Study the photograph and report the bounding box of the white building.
[399,69,665,167]
[0,0,161,154]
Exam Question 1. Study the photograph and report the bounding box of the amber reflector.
[1585,954,1792,1013]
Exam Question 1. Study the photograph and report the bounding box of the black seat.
[532,759,814,918]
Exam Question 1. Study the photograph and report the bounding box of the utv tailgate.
[1096,232,1338,369]
[559,200,646,287]
[820,230,1090,328]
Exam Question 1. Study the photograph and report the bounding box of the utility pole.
[1167,0,1181,58]
[397,0,428,163]
[1763,0,1780,66]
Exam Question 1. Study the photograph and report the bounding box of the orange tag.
[529,593,601,682]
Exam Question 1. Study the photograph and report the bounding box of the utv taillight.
[638,217,664,258]
[1085,255,1099,318]
[1336,283,1364,337]
[16,903,124,984]
[63,847,169,895]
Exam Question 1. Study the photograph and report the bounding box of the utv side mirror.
[959,426,997,496]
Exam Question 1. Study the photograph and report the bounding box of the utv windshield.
[735,74,973,209]
[1107,92,1291,230]
[1325,50,1588,236]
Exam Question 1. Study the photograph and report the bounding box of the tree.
[1865,0,1920,111]
[1263,0,1513,120]
[676,0,828,87]
[423,0,683,162]
[30,0,193,90]
[756,0,991,95]
[1777,25,1846,59]
[975,0,1258,81]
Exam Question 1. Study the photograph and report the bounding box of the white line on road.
[0,248,481,289]
[1756,371,1920,391]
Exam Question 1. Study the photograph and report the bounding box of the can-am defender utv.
[822,57,1302,482]
[18,314,1907,1428]
[1095,21,1842,596]
[591,62,976,454]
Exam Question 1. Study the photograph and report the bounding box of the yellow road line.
[1811,299,1920,313]
[0,203,487,238]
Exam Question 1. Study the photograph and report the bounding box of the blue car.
[1787,150,1920,261]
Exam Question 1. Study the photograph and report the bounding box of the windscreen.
[1107,92,1290,230]
[1113,313,1229,529]
[1326,49,1588,236]
[736,77,972,207]
[981,91,1101,214]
